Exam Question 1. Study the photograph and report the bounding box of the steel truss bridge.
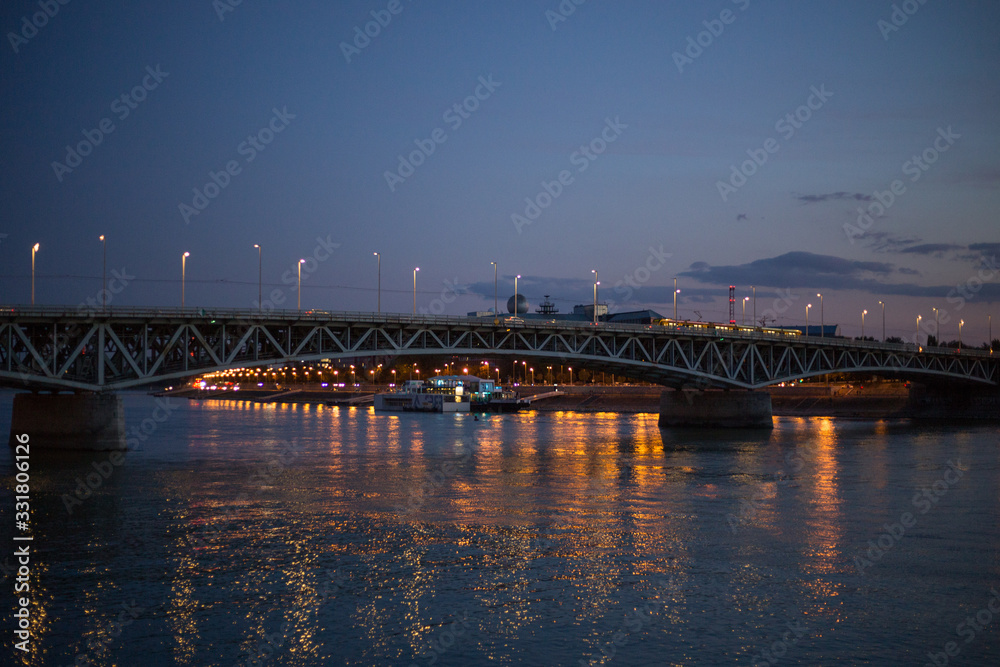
[0,307,996,392]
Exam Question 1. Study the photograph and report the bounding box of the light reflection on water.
[1,393,998,665]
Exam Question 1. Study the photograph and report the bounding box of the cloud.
[862,232,924,253]
[796,191,874,204]
[898,243,964,255]
[677,251,1000,301]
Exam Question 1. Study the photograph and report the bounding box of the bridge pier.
[658,390,773,428]
[8,392,126,450]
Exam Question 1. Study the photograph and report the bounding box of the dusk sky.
[2,0,998,342]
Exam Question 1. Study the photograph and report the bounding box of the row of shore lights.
[22,240,994,348]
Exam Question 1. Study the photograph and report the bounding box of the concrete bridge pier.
[659,389,773,428]
[8,392,126,450]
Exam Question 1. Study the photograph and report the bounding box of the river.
[1,392,998,665]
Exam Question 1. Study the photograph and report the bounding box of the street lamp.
[742,296,749,325]
[99,235,107,310]
[412,267,420,314]
[990,314,993,354]
[862,309,867,339]
[816,293,824,337]
[491,261,497,315]
[297,259,305,310]
[932,307,940,345]
[878,300,885,342]
[530,367,534,385]
[181,251,190,308]
[569,367,573,384]
[959,319,964,350]
[751,285,756,326]
[916,315,922,344]
[253,244,262,311]
[30,243,40,306]
[592,269,599,324]
[374,252,381,313]
[514,274,521,315]
[806,303,811,334]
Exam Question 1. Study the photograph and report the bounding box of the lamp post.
[99,235,107,310]
[673,277,678,320]
[752,285,756,326]
[959,319,964,351]
[31,243,40,306]
[514,274,520,315]
[253,244,262,311]
[806,303,811,335]
[990,314,993,354]
[297,259,305,310]
[412,267,419,314]
[592,269,599,324]
[374,252,380,313]
[916,315,922,344]
[491,261,497,315]
[816,293,824,337]
[878,300,885,342]
[862,309,867,339]
[932,307,939,345]
[742,296,749,325]
[530,367,534,385]
[181,251,190,307]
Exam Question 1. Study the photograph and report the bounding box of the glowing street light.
[816,293,824,337]
[413,267,420,314]
[99,235,107,310]
[592,269,599,324]
[297,259,305,310]
[30,243,40,306]
[568,366,573,384]
[806,303,811,335]
[514,274,521,316]
[932,307,940,344]
[878,300,886,342]
[491,261,498,315]
[374,252,381,313]
[253,244,262,311]
[916,315,922,343]
[181,251,190,308]
[742,296,749,325]
[751,285,756,326]
[959,319,964,350]
[862,309,868,339]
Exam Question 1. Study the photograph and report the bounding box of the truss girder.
[0,310,996,392]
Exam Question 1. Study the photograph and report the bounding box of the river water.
[1,392,998,666]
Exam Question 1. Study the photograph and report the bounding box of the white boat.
[374,379,471,413]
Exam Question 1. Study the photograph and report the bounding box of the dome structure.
[506,294,528,314]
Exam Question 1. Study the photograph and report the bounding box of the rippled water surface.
[2,392,999,665]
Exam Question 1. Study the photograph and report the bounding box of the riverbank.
[162,383,913,418]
